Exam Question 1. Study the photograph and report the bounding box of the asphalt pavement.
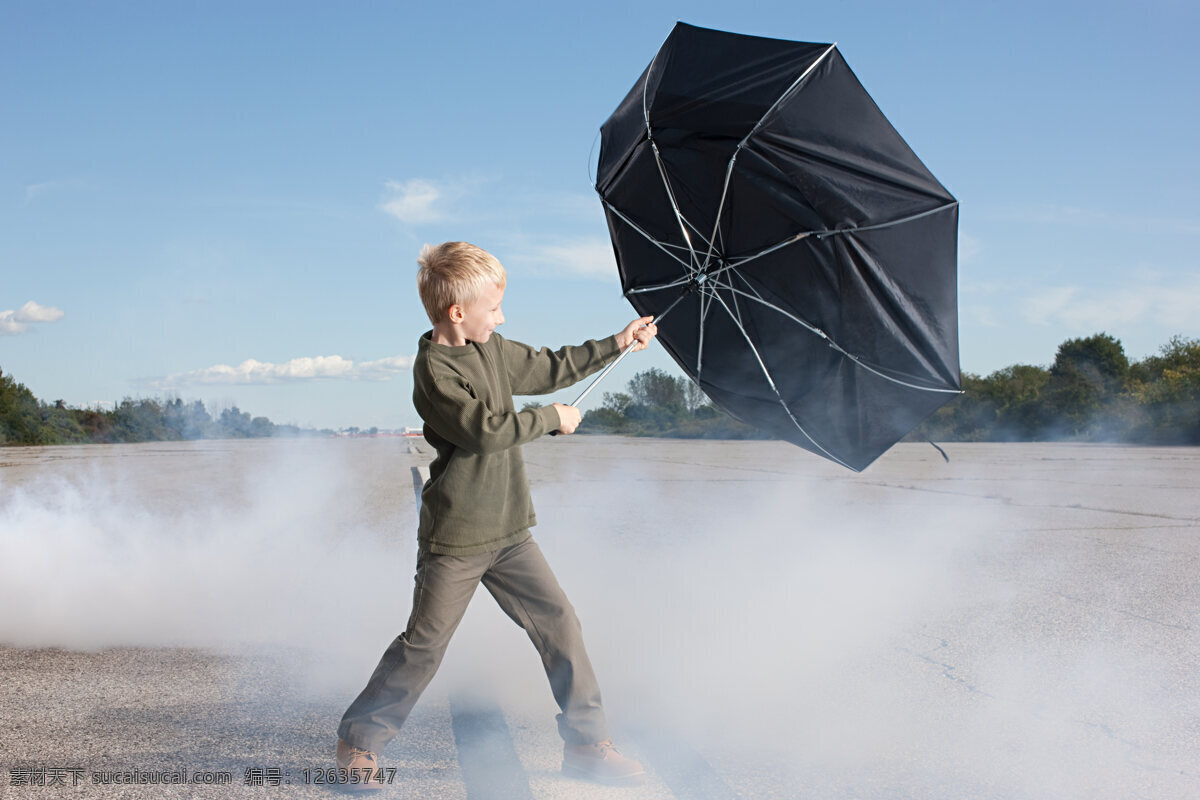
[2,436,1198,799]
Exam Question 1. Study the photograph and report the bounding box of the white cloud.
[158,353,415,387]
[14,301,65,323]
[355,355,417,380]
[380,178,447,225]
[0,301,65,335]
[517,237,618,281]
[0,312,25,335]
[1022,281,1200,329]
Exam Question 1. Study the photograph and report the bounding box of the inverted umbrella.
[582,22,961,472]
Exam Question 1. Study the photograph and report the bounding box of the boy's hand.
[616,316,658,352]
[553,402,582,435]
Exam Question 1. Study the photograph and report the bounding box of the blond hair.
[416,242,507,325]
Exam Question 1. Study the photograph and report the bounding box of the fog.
[0,441,415,654]
[2,438,1197,798]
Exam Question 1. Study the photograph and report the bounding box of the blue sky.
[3,0,1197,430]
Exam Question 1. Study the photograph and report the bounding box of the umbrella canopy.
[596,22,961,472]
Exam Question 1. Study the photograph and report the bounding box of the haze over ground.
[2,437,1197,797]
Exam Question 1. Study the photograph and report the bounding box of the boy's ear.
[447,304,464,324]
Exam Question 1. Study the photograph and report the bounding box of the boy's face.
[455,282,505,344]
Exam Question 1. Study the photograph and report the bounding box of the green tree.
[164,397,214,439]
[41,399,86,444]
[627,368,686,413]
[0,368,46,445]
[1042,333,1130,438]
[1130,336,1200,443]
[982,364,1052,439]
[218,406,254,438]
[1130,335,1200,382]
[681,379,709,414]
[72,408,115,442]
[112,398,174,442]
[580,392,631,433]
[601,392,632,415]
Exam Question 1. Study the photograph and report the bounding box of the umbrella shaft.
[570,339,638,408]
[569,290,688,408]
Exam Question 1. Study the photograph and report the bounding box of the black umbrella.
[584,22,961,472]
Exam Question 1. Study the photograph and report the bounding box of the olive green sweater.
[412,331,621,555]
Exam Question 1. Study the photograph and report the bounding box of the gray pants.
[338,535,609,752]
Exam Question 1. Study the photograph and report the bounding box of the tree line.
[916,333,1199,444]
[7,331,1197,447]
[571,333,1200,445]
[0,368,321,446]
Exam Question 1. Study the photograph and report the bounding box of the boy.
[336,241,657,789]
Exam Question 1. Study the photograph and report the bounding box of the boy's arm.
[501,336,622,396]
[423,376,563,455]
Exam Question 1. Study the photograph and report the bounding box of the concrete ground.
[1,436,1198,799]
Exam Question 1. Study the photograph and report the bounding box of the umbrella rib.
[721,279,745,329]
[742,43,839,147]
[732,268,766,302]
[706,288,852,469]
[726,202,957,271]
[701,42,840,271]
[809,202,958,240]
[682,215,717,257]
[603,201,694,272]
[626,259,727,295]
[727,233,811,270]
[626,274,693,295]
[650,141,706,273]
[716,280,961,394]
[702,156,740,271]
[622,247,777,300]
[640,27,674,138]
[639,29,711,275]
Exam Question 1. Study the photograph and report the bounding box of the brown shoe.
[335,739,385,792]
[563,738,646,785]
